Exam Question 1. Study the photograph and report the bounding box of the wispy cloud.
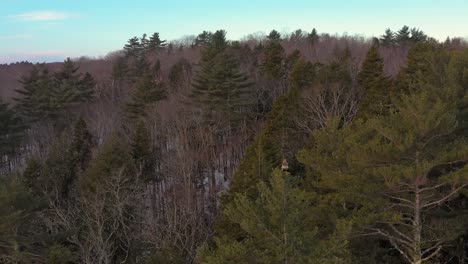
[9,11,79,21]
[24,50,67,56]
[0,50,72,63]
[0,34,33,40]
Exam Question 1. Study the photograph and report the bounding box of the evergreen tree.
[14,59,95,123]
[261,30,285,79]
[410,28,427,43]
[199,170,351,264]
[69,117,94,176]
[215,58,317,240]
[14,66,53,122]
[396,42,449,93]
[126,71,166,119]
[78,72,96,101]
[0,176,46,263]
[307,28,319,44]
[148,32,167,52]
[153,59,162,78]
[191,50,253,127]
[131,121,157,182]
[201,30,228,62]
[168,58,192,90]
[0,99,24,161]
[447,48,468,134]
[380,28,395,46]
[46,244,74,264]
[356,46,392,118]
[298,80,468,264]
[111,56,129,82]
[124,36,144,58]
[132,56,151,80]
[267,30,281,41]
[39,135,76,200]
[194,31,213,46]
[50,58,95,110]
[290,29,304,41]
[396,25,411,45]
[140,33,149,50]
[79,135,141,263]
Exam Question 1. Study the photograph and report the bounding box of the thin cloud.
[24,50,68,56]
[10,11,79,21]
[0,34,33,40]
[0,50,72,63]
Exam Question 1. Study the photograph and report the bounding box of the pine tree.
[199,170,351,264]
[82,134,135,189]
[52,58,95,106]
[131,121,157,182]
[14,59,95,123]
[267,30,281,41]
[140,33,149,50]
[78,135,140,263]
[38,135,76,200]
[298,80,468,263]
[46,244,74,264]
[124,36,144,58]
[447,48,468,134]
[0,176,46,263]
[0,99,24,161]
[290,29,304,42]
[148,32,167,52]
[130,55,150,80]
[261,30,285,79]
[69,117,94,175]
[14,66,52,122]
[191,50,253,127]
[215,58,317,239]
[356,46,392,118]
[194,31,213,46]
[168,58,192,90]
[201,30,228,62]
[396,42,449,93]
[125,71,166,119]
[380,28,395,46]
[111,57,129,82]
[410,28,427,43]
[307,28,319,44]
[78,72,96,101]
[396,25,411,45]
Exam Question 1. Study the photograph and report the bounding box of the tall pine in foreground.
[298,79,468,264]
[213,55,319,243]
[0,176,46,263]
[198,170,351,264]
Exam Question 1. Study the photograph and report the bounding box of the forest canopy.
[0,26,467,264]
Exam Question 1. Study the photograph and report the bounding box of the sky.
[0,0,467,63]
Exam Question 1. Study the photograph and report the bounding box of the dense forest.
[0,26,467,264]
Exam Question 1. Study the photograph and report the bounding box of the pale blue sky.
[1,0,467,63]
